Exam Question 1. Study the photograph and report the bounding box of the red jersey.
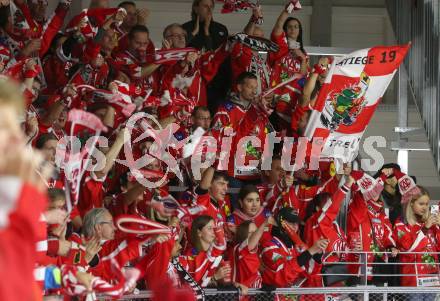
[134,235,176,289]
[268,32,305,108]
[193,189,232,226]
[77,172,106,218]
[260,181,301,216]
[303,184,350,262]
[346,192,396,278]
[212,97,251,131]
[179,237,226,287]
[11,1,70,57]
[160,44,229,107]
[229,104,273,180]
[62,232,149,282]
[0,182,48,301]
[259,236,306,287]
[394,220,440,287]
[293,176,339,221]
[42,53,73,94]
[229,239,262,288]
[68,63,110,89]
[111,49,158,92]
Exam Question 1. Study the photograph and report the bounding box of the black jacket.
[182,19,228,51]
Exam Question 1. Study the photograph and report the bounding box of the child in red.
[229,217,274,292]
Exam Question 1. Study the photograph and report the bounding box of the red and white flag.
[304,44,410,163]
[153,48,197,65]
[62,110,107,210]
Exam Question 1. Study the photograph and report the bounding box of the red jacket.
[0,182,48,301]
[179,227,226,287]
[394,220,440,287]
[229,239,262,288]
[212,97,251,131]
[268,32,305,109]
[259,235,306,287]
[11,1,70,57]
[346,191,396,278]
[259,181,301,216]
[229,104,273,180]
[161,43,229,107]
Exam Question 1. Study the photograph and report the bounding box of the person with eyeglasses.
[158,22,229,113]
[61,208,167,284]
[163,23,188,49]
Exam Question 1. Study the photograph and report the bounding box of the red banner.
[305,44,410,162]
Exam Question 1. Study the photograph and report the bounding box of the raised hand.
[309,237,329,254]
[192,15,200,36]
[84,236,102,263]
[214,264,231,281]
[0,0,9,7]
[137,8,150,25]
[381,168,394,178]
[282,174,295,188]
[44,208,68,225]
[162,39,171,50]
[204,12,212,35]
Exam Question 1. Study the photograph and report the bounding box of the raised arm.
[243,6,262,35]
[248,217,274,250]
[272,7,290,37]
[93,127,128,179]
[199,166,215,190]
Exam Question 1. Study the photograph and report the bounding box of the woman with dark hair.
[182,0,230,114]
[182,0,228,51]
[179,215,229,287]
[268,5,309,131]
[226,185,271,234]
[374,163,403,225]
[260,207,328,288]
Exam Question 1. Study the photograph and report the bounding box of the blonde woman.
[394,184,440,297]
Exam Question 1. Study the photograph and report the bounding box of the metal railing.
[90,287,440,301]
[385,0,440,175]
[320,250,440,286]
[43,251,440,301]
